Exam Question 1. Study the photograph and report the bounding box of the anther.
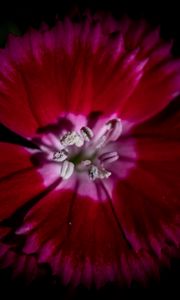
[96,118,122,149]
[99,151,119,165]
[105,118,122,142]
[80,126,94,142]
[53,149,69,162]
[60,131,84,147]
[60,160,75,180]
[76,160,92,172]
[98,168,111,179]
[89,165,111,181]
[89,165,99,181]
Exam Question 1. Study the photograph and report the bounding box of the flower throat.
[52,118,122,181]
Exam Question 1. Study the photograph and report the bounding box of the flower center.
[50,118,122,181]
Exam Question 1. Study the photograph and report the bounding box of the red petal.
[131,97,180,139]
[135,139,180,162]
[0,142,32,179]
[14,151,180,286]
[131,99,180,195]
[1,17,178,136]
[0,167,44,221]
[18,181,165,287]
[92,51,148,114]
[0,25,73,137]
[119,18,149,50]
[0,50,38,137]
[0,144,65,235]
[12,254,26,278]
[18,189,125,286]
[119,59,180,124]
[112,166,180,255]
[0,143,46,220]
[0,227,10,238]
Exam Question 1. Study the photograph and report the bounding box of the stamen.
[98,168,111,179]
[89,165,111,181]
[89,165,99,181]
[60,131,84,147]
[80,126,94,142]
[99,151,119,165]
[77,159,92,171]
[96,135,107,149]
[96,118,122,149]
[81,160,92,166]
[60,160,75,180]
[53,149,69,162]
[105,118,122,141]
[49,118,122,181]
[74,134,84,147]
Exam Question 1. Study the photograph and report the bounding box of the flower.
[0,14,180,288]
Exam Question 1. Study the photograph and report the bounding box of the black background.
[0,0,179,296]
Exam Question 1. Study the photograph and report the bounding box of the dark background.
[0,0,179,296]
[1,0,180,56]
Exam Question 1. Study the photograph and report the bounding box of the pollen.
[89,165,111,181]
[53,149,69,162]
[60,131,84,147]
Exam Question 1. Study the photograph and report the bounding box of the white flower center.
[53,118,121,180]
